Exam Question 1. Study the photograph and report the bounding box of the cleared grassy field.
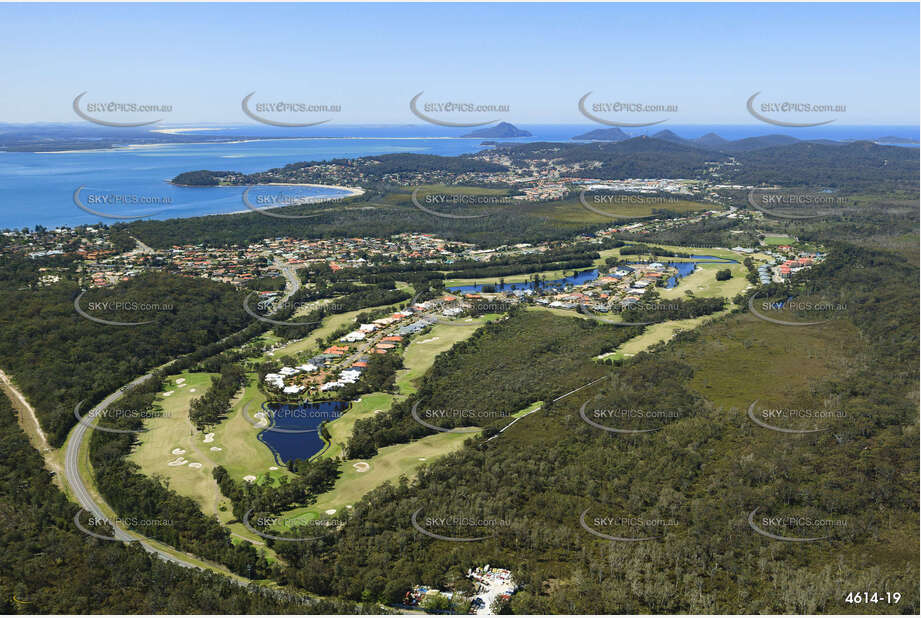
[444,267,587,287]
[598,310,732,360]
[526,305,592,321]
[763,235,797,246]
[527,195,714,224]
[680,312,864,410]
[380,184,510,203]
[597,242,770,265]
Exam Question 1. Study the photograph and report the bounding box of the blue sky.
[1,2,918,125]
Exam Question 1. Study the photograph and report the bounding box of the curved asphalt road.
[63,257,302,570]
[63,373,200,566]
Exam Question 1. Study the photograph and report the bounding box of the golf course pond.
[258,400,348,464]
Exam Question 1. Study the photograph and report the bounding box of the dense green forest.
[119,191,611,251]
[189,364,247,428]
[270,243,918,613]
[496,138,919,191]
[346,310,640,458]
[729,142,920,191]
[497,138,724,179]
[171,153,507,186]
[0,271,252,445]
[0,391,377,614]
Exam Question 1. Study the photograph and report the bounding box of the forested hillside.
[0,271,252,445]
[273,243,918,613]
[346,309,639,458]
[0,391,376,614]
[119,191,607,250]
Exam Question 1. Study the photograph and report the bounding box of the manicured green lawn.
[321,392,396,461]
[207,375,289,485]
[763,235,796,246]
[395,318,489,395]
[129,372,223,515]
[129,371,284,548]
[277,430,474,528]
[658,262,752,300]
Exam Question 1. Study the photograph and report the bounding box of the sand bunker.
[374,409,383,415]
[418,457,427,461]
[209,446,222,452]
[188,462,203,469]
[346,505,353,509]
[167,457,188,467]
[162,391,174,397]
[353,462,370,473]
[325,509,337,515]
[203,433,215,443]
[189,388,196,392]
[243,475,257,483]
[253,412,268,428]
[171,448,186,455]
[418,337,440,344]
[176,378,186,384]
[269,466,279,471]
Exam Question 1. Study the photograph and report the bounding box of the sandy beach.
[35,135,483,154]
[164,182,366,219]
[258,182,365,198]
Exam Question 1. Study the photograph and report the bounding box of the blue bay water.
[1,124,916,230]
[0,137,488,229]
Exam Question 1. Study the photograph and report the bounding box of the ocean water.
[1,124,916,230]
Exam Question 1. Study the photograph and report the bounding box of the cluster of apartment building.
[759,246,824,283]
[264,304,447,396]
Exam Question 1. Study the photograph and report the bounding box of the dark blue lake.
[447,269,600,294]
[258,400,347,464]
[447,252,742,294]
[628,255,739,288]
